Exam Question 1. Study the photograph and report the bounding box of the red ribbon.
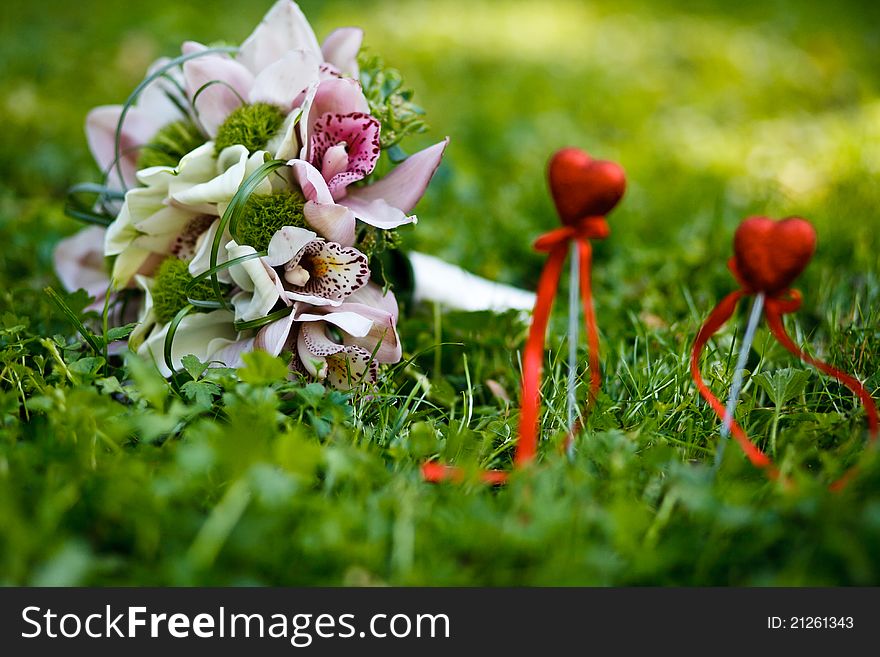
[691,283,878,490]
[422,216,608,484]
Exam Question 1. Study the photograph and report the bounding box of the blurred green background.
[3,0,880,299]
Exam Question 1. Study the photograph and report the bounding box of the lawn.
[1,0,880,585]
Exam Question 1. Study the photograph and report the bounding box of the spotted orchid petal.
[298,78,369,161]
[281,240,369,306]
[310,112,381,197]
[319,144,350,181]
[249,49,322,110]
[341,138,448,228]
[337,301,401,364]
[296,321,377,387]
[183,51,254,137]
[321,28,363,78]
[297,299,400,364]
[238,0,322,74]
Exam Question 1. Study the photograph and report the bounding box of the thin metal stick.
[567,241,580,459]
[714,292,765,468]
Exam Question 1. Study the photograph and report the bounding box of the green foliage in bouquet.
[358,51,427,156]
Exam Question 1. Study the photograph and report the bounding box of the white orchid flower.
[224,226,370,323]
[105,142,280,288]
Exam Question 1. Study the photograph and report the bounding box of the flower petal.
[139,57,187,127]
[325,345,377,389]
[249,49,322,110]
[254,309,297,355]
[238,0,322,74]
[208,336,254,370]
[282,240,369,304]
[226,241,284,321]
[344,138,448,213]
[298,78,369,159]
[289,159,357,245]
[183,55,254,137]
[265,225,317,267]
[86,105,159,189]
[310,112,381,196]
[129,274,157,350]
[337,197,413,229]
[289,158,333,204]
[321,27,363,77]
[188,219,234,284]
[336,302,401,364]
[294,306,373,337]
[296,320,376,387]
[346,281,400,321]
[270,108,304,161]
[53,226,111,304]
[303,201,357,246]
[139,309,237,377]
[170,145,260,210]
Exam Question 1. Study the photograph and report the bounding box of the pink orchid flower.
[85,59,185,190]
[52,226,112,311]
[294,283,402,387]
[182,0,363,137]
[294,77,450,230]
[209,282,400,389]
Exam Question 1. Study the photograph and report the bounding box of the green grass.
[2,0,880,585]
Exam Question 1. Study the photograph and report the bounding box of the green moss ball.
[214,102,285,155]
[137,119,206,170]
[151,258,216,324]
[234,191,309,252]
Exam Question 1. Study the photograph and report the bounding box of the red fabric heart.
[548,147,626,225]
[731,216,816,294]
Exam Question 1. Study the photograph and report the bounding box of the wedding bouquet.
[55,0,469,388]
